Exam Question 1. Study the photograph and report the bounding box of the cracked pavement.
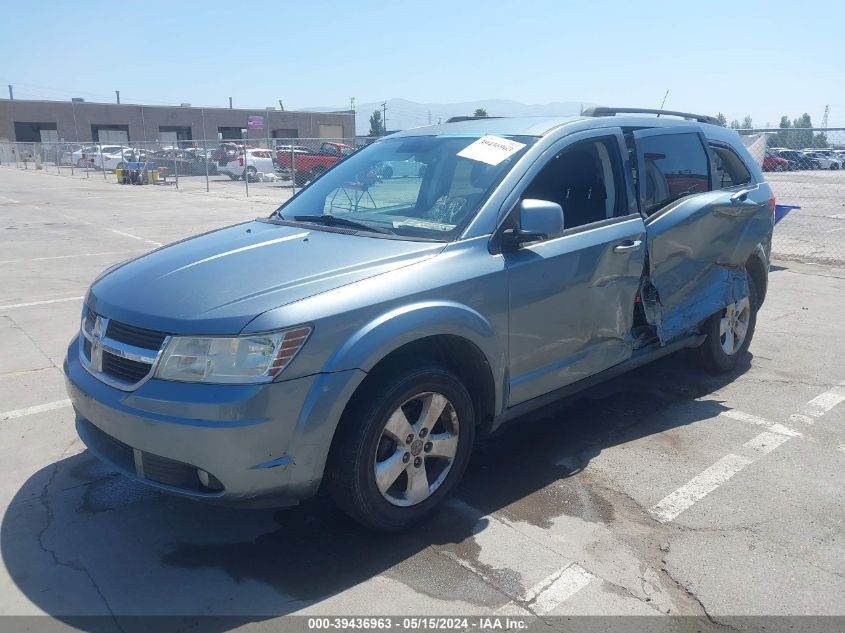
[0,168,843,628]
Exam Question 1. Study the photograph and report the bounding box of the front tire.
[327,364,475,531]
[694,273,758,373]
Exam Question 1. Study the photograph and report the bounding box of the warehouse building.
[0,99,355,144]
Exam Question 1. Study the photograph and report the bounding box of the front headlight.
[154,326,311,384]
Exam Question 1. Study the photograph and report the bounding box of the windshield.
[273,134,536,241]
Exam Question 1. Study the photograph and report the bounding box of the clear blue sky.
[2,0,844,126]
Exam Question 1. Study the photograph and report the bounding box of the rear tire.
[694,273,758,373]
[326,363,475,531]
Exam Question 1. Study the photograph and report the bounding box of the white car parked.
[219,149,276,180]
[803,152,841,170]
[67,145,100,168]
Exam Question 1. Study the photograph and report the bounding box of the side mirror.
[503,199,565,249]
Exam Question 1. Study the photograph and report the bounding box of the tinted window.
[637,133,710,215]
[522,136,625,230]
[710,145,752,189]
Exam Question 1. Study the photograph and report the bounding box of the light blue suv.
[65,108,774,530]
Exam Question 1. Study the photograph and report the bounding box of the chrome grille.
[80,307,169,390]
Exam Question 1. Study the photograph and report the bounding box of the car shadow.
[1,351,750,629]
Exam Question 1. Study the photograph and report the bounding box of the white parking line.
[650,453,754,523]
[0,296,84,311]
[0,195,21,203]
[1,399,71,421]
[720,409,802,437]
[652,383,844,523]
[524,564,595,615]
[0,251,143,265]
[438,499,595,615]
[110,229,163,247]
[790,383,845,424]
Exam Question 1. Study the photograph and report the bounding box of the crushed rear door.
[632,127,772,342]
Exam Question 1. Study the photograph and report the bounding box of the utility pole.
[115,90,120,104]
[229,96,233,109]
[821,105,829,129]
[278,100,284,111]
[350,97,355,113]
[7,85,12,100]
[382,102,388,134]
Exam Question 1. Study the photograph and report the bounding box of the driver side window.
[521,136,625,230]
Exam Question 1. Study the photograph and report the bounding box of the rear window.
[637,133,710,215]
[710,144,752,189]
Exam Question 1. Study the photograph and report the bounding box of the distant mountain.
[301,98,592,136]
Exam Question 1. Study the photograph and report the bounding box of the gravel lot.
[0,168,843,630]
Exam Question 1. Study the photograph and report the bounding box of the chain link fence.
[2,129,844,264]
[0,137,376,204]
[741,127,845,265]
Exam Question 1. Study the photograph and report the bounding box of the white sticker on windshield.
[456,135,526,166]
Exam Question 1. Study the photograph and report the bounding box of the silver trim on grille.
[80,310,170,391]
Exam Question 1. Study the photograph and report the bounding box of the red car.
[762,152,789,172]
[276,141,355,185]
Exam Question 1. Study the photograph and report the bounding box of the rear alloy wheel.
[327,364,474,531]
[694,274,758,373]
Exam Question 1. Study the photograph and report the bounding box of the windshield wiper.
[291,214,395,235]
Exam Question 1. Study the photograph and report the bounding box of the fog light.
[197,468,210,487]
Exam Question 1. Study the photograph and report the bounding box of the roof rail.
[582,106,720,126]
[445,116,504,123]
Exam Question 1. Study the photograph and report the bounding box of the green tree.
[730,119,741,129]
[790,113,813,149]
[473,108,488,118]
[741,115,753,130]
[716,112,727,127]
[812,132,828,148]
[368,110,385,137]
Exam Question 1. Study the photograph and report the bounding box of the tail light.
[239,155,244,167]
[769,195,776,221]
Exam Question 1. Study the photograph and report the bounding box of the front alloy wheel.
[327,363,475,531]
[375,392,459,506]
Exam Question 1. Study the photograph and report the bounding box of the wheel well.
[745,253,767,306]
[347,335,496,431]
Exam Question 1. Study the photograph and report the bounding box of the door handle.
[730,188,756,203]
[613,240,642,253]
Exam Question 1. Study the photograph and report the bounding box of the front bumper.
[64,336,366,506]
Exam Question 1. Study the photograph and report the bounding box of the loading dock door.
[318,124,343,139]
[39,129,59,144]
[98,129,129,144]
[159,131,178,147]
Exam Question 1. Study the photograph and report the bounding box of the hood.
[88,220,443,334]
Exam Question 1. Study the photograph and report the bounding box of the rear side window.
[637,133,710,215]
[710,145,752,189]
